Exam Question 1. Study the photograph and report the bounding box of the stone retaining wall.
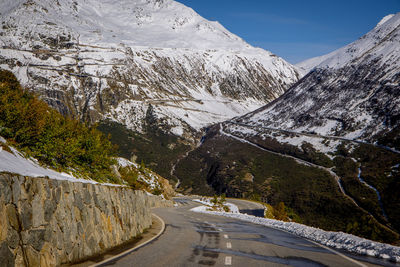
[0,173,172,266]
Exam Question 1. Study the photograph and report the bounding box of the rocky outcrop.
[0,173,172,267]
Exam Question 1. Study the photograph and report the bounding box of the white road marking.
[224,234,229,239]
[226,242,232,249]
[225,256,232,265]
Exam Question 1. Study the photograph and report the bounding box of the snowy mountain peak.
[297,12,400,74]
[0,0,300,138]
[376,14,395,27]
[237,12,400,144]
[0,0,252,51]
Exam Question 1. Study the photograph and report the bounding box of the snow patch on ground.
[116,157,161,190]
[274,134,340,154]
[192,198,239,213]
[225,124,340,156]
[0,137,118,186]
[116,157,135,168]
[191,205,400,262]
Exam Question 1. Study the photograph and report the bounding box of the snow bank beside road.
[191,206,400,262]
[192,198,239,213]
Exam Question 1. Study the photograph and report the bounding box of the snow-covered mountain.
[233,13,400,147]
[0,0,300,138]
[297,14,398,74]
[172,14,400,241]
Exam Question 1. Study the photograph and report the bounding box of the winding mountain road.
[97,198,397,267]
[227,122,400,154]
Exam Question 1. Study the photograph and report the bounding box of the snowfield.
[191,201,400,263]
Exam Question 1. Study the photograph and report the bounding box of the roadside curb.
[90,213,166,267]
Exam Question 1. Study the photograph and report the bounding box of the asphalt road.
[99,198,399,267]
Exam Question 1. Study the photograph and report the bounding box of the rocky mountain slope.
[173,13,400,243]
[243,13,400,146]
[0,0,300,140]
[297,14,398,73]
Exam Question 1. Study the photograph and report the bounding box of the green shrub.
[264,204,275,219]
[220,193,226,204]
[97,119,192,182]
[119,166,139,185]
[152,186,163,196]
[0,70,117,182]
[273,202,289,221]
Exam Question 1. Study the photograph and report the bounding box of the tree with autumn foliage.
[0,69,117,182]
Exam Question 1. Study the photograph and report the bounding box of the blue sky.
[175,0,400,64]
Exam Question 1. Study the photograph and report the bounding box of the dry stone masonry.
[0,173,172,266]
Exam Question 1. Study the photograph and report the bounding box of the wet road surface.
[100,198,399,267]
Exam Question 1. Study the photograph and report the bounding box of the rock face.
[0,173,172,266]
[0,0,300,139]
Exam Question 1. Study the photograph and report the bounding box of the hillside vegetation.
[0,69,117,182]
[98,118,193,183]
[175,124,400,244]
[0,69,175,199]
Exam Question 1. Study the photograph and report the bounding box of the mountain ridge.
[171,12,400,243]
[0,0,300,139]
[297,13,400,74]
[237,12,400,145]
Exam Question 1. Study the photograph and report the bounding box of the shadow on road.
[239,209,264,217]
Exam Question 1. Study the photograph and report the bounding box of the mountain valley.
[1,0,399,248]
[172,13,400,244]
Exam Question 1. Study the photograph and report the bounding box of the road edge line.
[90,213,166,267]
[193,207,369,267]
[309,240,367,267]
